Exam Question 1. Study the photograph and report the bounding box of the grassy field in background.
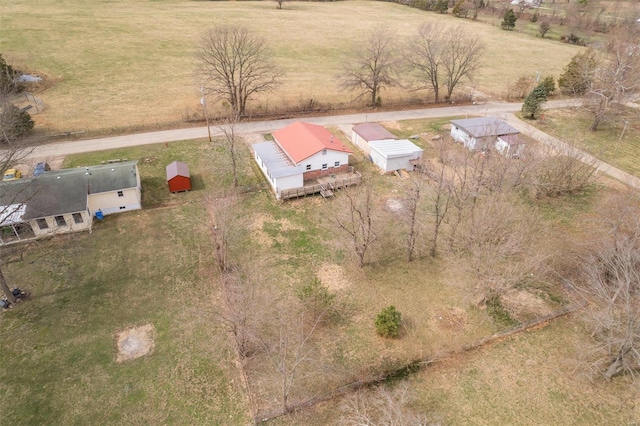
[2,0,582,133]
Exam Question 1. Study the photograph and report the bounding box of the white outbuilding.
[351,123,397,155]
[368,139,424,173]
[450,117,521,151]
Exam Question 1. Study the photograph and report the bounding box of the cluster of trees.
[197,24,484,117]
[334,132,597,308]
[208,195,343,417]
[341,23,484,106]
[557,26,640,131]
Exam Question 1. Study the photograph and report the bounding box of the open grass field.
[2,0,583,133]
[3,114,638,422]
[274,316,640,425]
[0,204,250,424]
[529,106,640,177]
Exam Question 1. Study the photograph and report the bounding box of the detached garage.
[369,139,423,173]
[166,161,192,193]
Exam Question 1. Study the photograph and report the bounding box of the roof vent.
[330,136,333,143]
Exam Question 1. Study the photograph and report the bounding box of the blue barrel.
[95,210,104,220]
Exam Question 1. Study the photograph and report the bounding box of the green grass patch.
[534,107,640,177]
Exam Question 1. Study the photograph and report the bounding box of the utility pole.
[200,86,212,142]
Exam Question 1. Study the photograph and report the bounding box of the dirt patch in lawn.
[501,289,555,321]
[431,307,468,333]
[250,213,305,248]
[386,198,404,212]
[115,323,156,363]
[317,263,351,292]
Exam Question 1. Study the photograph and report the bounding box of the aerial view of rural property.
[1,0,640,424]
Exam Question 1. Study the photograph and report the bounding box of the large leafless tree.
[407,23,484,102]
[568,191,640,382]
[335,179,377,268]
[197,26,282,117]
[339,26,399,107]
[584,26,640,131]
[0,56,35,304]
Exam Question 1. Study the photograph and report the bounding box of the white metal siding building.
[368,139,424,172]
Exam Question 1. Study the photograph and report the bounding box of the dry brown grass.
[3,1,582,132]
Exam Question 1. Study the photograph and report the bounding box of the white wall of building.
[88,187,141,216]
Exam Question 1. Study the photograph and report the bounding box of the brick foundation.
[303,165,350,181]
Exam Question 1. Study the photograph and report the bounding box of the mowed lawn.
[2,0,581,132]
[0,206,249,424]
[529,107,640,177]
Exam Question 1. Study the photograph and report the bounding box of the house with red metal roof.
[253,121,353,199]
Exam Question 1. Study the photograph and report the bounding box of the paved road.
[24,97,640,189]
[27,99,580,158]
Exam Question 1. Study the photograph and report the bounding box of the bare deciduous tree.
[452,194,547,306]
[529,138,598,198]
[584,27,640,131]
[340,26,399,107]
[403,170,428,262]
[218,112,242,189]
[339,383,434,426]
[197,26,282,117]
[407,23,483,103]
[335,179,377,268]
[567,191,640,382]
[442,27,484,101]
[407,22,446,103]
[261,305,327,413]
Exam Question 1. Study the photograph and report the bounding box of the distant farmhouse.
[253,121,360,199]
[450,117,524,158]
[0,161,141,245]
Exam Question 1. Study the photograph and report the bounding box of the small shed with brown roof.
[166,161,191,193]
[351,123,397,155]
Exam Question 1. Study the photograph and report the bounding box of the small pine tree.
[501,9,517,30]
[558,48,596,96]
[375,305,402,338]
[541,76,555,96]
[521,83,548,119]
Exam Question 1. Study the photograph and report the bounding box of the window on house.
[322,163,328,170]
[334,161,340,167]
[37,219,48,230]
[117,190,124,197]
[73,213,84,224]
[322,149,327,155]
[306,164,311,171]
[55,215,66,226]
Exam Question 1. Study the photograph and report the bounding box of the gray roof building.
[450,117,520,138]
